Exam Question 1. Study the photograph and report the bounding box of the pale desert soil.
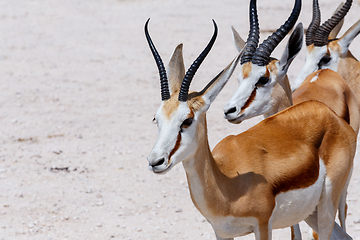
[0,0,360,239]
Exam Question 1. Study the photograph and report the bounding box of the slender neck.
[182,115,213,178]
[337,51,360,81]
[181,113,237,219]
[264,76,293,118]
[337,51,360,103]
[181,113,216,217]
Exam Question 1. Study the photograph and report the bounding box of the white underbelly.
[209,160,326,238]
[271,159,326,229]
[209,216,258,239]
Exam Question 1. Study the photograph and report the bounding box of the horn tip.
[212,19,218,29]
[145,18,151,30]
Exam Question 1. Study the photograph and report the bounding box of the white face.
[223,63,278,123]
[147,100,200,174]
[146,43,242,174]
[293,45,340,89]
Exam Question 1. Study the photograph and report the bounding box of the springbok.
[145,18,356,240]
[223,0,359,236]
[292,0,360,101]
[225,1,303,238]
[223,0,302,122]
[224,0,360,136]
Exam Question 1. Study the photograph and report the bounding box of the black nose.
[225,107,237,116]
[150,158,165,167]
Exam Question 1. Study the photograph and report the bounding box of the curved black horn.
[314,0,352,46]
[178,20,218,102]
[145,18,170,101]
[305,0,321,46]
[252,0,301,66]
[240,0,260,64]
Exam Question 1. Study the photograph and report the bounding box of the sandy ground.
[1,0,360,239]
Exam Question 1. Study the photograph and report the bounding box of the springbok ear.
[167,44,185,94]
[278,23,303,77]
[278,23,303,102]
[328,3,345,39]
[231,26,246,52]
[199,52,242,106]
[338,19,360,55]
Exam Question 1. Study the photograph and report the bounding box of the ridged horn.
[178,20,218,102]
[240,0,260,64]
[314,0,352,46]
[305,0,321,46]
[145,18,170,101]
[252,0,301,66]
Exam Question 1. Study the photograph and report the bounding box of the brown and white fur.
[225,24,360,135]
[224,22,359,235]
[223,23,302,123]
[293,69,360,135]
[224,3,360,236]
[225,2,304,237]
[293,15,360,105]
[147,40,356,240]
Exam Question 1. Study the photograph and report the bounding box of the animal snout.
[224,106,237,116]
[149,158,165,167]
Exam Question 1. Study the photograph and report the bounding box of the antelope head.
[223,0,302,123]
[293,0,360,90]
[145,19,241,174]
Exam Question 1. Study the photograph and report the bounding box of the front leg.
[291,224,302,240]
[254,222,272,240]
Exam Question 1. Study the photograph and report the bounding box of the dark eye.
[152,117,157,124]
[318,54,331,68]
[180,118,193,130]
[255,77,270,88]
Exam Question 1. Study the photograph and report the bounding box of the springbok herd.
[146,0,360,239]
